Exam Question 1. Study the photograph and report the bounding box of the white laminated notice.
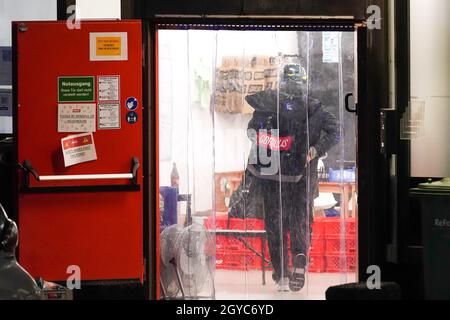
[322,32,340,63]
[61,133,97,167]
[98,103,121,129]
[98,76,120,101]
[58,104,96,132]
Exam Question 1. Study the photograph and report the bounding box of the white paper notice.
[58,104,96,132]
[61,133,97,167]
[322,32,340,63]
[0,91,12,117]
[98,103,121,129]
[98,76,120,101]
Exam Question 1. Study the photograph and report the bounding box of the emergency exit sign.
[58,76,95,102]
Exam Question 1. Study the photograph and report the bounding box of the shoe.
[289,254,307,292]
[276,277,290,292]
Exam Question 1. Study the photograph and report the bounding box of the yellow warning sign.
[96,37,122,56]
[90,32,128,61]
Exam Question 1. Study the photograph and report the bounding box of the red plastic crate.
[324,235,357,254]
[323,218,357,237]
[215,235,266,252]
[210,216,360,274]
[229,218,265,230]
[204,215,229,230]
[311,217,326,237]
[215,235,237,251]
[347,255,357,272]
[309,254,325,273]
[204,216,265,231]
[345,219,357,236]
[309,237,325,255]
[324,254,357,273]
[215,250,262,271]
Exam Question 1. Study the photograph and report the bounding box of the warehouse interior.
[0,0,449,300]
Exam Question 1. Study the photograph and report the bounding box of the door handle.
[19,157,140,193]
[345,93,358,114]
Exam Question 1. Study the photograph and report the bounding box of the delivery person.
[245,61,339,292]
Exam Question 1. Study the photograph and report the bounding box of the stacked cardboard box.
[214,55,279,114]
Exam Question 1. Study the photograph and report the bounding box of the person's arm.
[245,90,277,113]
[313,108,340,157]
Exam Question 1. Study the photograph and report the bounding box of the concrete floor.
[212,270,357,300]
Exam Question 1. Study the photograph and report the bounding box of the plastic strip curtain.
[158,28,357,300]
[158,29,217,300]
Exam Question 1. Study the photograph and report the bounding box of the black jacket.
[245,89,339,188]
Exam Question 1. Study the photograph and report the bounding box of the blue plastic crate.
[328,167,356,183]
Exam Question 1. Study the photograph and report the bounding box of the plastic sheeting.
[158,28,358,300]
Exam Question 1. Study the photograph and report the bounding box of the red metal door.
[13,20,143,282]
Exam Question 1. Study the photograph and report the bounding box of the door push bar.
[19,157,140,193]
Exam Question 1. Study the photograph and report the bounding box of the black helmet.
[281,64,307,84]
[279,56,308,97]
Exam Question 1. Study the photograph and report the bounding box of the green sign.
[58,76,95,102]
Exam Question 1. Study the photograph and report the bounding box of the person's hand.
[306,146,318,166]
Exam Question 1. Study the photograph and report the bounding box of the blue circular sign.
[126,111,138,124]
[125,97,138,111]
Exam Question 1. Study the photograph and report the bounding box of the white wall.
[158,30,216,215]
[0,0,57,46]
[75,0,121,19]
[410,0,450,177]
[0,0,57,134]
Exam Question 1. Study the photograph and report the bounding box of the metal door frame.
[145,18,373,300]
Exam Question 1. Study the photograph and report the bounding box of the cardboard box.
[214,55,279,114]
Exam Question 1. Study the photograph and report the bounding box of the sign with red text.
[257,132,293,151]
[61,132,97,167]
[58,103,96,132]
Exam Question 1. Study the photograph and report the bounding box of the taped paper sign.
[58,104,96,132]
[98,103,120,129]
[98,76,120,101]
[322,32,340,63]
[90,32,128,61]
[61,133,97,167]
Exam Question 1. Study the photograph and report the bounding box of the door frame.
[143,18,376,300]
[48,0,391,300]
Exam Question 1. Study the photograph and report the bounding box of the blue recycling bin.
[159,186,178,231]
